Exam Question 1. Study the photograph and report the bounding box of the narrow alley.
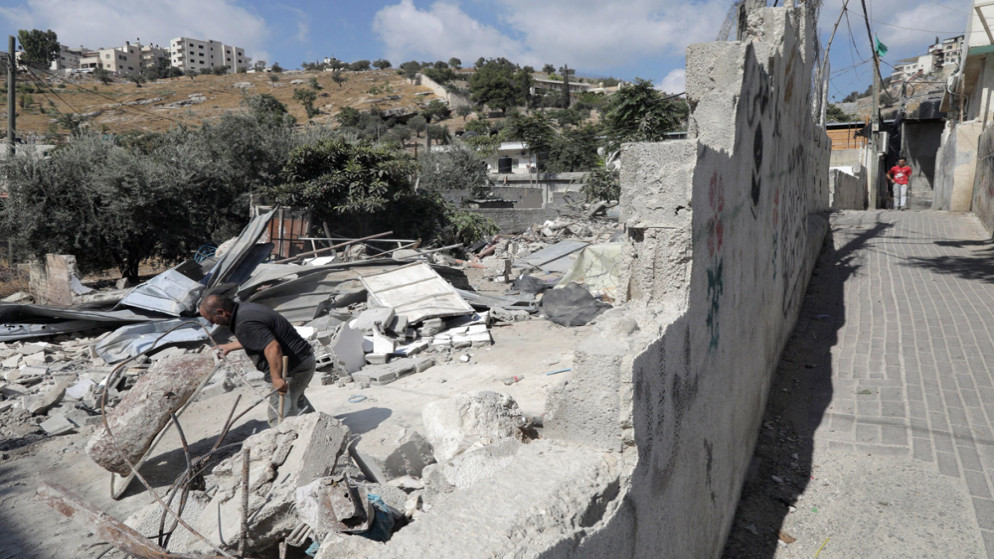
[726,208,994,558]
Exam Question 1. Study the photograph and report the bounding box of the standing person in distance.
[887,157,913,211]
[199,294,315,427]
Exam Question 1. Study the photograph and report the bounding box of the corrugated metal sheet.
[359,262,474,324]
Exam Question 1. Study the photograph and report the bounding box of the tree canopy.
[601,78,686,146]
[17,29,59,66]
[468,58,532,115]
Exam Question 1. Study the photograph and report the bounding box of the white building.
[169,37,248,74]
[96,42,141,74]
[50,45,82,71]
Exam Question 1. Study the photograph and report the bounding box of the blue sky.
[0,0,974,99]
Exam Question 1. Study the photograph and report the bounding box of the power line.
[929,0,968,15]
[871,19,961,34]
[25,65,200,128]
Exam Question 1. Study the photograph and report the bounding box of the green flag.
[875,35,888,57]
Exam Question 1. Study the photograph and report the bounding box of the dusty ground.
[0,316,590,559]
[3,68,441,139]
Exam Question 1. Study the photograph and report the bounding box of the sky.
[0,0,975,99]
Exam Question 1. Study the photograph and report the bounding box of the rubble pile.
[10,206,624,557]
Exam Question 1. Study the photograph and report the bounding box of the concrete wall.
[830,167,867,210]
[28,254,79,306]
[544,7,829,557]
[469,208,561,234]
[934,120,982,211]
[971,124,994,235]
[830,148,863,168]
[417,73,472,108]
[902,121,944,193]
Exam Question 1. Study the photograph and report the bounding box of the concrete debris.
[86,354,215,475]
[22,377,71,415]
[176,412,349,555]
[422,437,523,505]
[382,431,436,480]
[421,391,527,462]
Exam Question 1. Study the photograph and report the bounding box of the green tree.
[506,111,555,156]
[468,58,531,115]
[271,62,284,73]
[17,29,59,66]
[399,60,421,80]
[309,77,323,90]
[422,66,457,84]
[253,60,267,72]
[293,88,319,119]
[826,103,856,122]
[373,59,392,70]
[419,143,491,197]
[542,63,556,74]
[244,93,296,127]
[456,105,474,122]
[269,74,280,87]
[448,57,462,69]
[331,70,347,88]
[582,164,620,202]
[408,114,427,138]
[349,60,371,71]
[427,124,451,146]
[335,106,362,128]
[94,67,112,85]
[127,71,146,88]
[547,123,601,172]
[602,78,683,146]
[422,99,451,122]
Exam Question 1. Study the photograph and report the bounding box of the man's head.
[898,157,907,166]
[199,294,235,326]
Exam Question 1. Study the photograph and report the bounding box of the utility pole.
[7,35,15,157]
[860,0,881,209]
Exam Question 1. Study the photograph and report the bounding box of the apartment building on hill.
[169,37,248,74]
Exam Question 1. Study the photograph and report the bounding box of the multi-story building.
[50,45,82,71]
[890,35,964,83]
[140,44,170,71]
[169,37,248,74]
[96,42,141,74]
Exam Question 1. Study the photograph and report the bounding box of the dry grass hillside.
[2,68,442,138]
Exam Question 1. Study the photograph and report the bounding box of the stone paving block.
[965,470,993,500]
[857,399,881,416]
[912,437,933,462]
[936,451,960,477]
[982,531,994,559]
[930,412,951,432]
[881,401,906,418]
[854,443,909,458]
[855,423,880,443]
[976,498,994,532]
[960,445,985,472]
[880,424,907,445]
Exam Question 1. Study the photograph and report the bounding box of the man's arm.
[886,168,895,182]
[263,339,287,394]
[217,340,243,356]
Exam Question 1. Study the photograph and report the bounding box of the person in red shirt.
[887,157,912,210]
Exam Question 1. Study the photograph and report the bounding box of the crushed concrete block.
[365,353,390,365]
[1,383,29,397]
[395,339,429,356]
[65,379,96,400]
[415,358,436,373]
[364,330,396,355]
[332,324,366,374]
[423,438,524,505]
[23,378,72,415]
[124,490,210,544]
[87,354,215,476]
[40,413,76,436]
[0,401,14,414]
[21,343,48,354]
[177,413,349,556]
[418,318,445,337]
[5,366,47,384]
[1,355,21,369]
[353,360,416,386]
[148,346,187,362]
[388,315,409,336]
[351,307,395,333]
[421,391,526,462]
[23,352,48,367]
[383,431,435,479]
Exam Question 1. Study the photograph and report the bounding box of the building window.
[105,53,111,59]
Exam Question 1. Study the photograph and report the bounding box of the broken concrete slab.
[40,413,76,436]
[421,391,526,462]
[1,354,21,369]
[351,307,396,333]
[295,477,375,541]
[5,366,47,384]
[23,352,48,367]
[178,412,350,555]
[422,437,523,505]
[382,431,435,480]
[332,324,366,374]
[86,354,215,475]
[23,377,72,415]
[64,378,96,400]
[352,361,414,386]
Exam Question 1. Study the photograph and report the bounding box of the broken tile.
[40,413,76,436]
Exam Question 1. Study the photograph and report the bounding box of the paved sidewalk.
[726,209,994,558]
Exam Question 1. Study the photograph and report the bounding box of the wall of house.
[469,208,560,234]
[544,7,830,557]
[934,120,982,211]
[830,167,866,210]
[28,254,80,306]
[830,147,863,168]
[902,120,944,193]
[971,124,994,235]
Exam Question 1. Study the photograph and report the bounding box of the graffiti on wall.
[705,172,725,351]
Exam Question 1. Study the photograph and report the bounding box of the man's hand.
[272,376,288,394]
[216,342,241,357]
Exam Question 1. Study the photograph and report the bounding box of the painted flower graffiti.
[705,172,725,351]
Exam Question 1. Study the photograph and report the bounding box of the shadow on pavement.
[722,219,892,558]
[904,239,994,283]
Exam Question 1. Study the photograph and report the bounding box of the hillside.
[1,68,442,139]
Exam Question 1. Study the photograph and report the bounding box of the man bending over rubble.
[199,294,315,427]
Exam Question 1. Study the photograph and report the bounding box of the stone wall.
[934,120,982,212]
[830,167,866,210]
[28,254,80,306]
[417,73,472,108]
[544,7,830,557]
[971,124,994,234]
[470,208,561,234]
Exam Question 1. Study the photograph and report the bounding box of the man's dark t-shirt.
[230,302,313,375]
